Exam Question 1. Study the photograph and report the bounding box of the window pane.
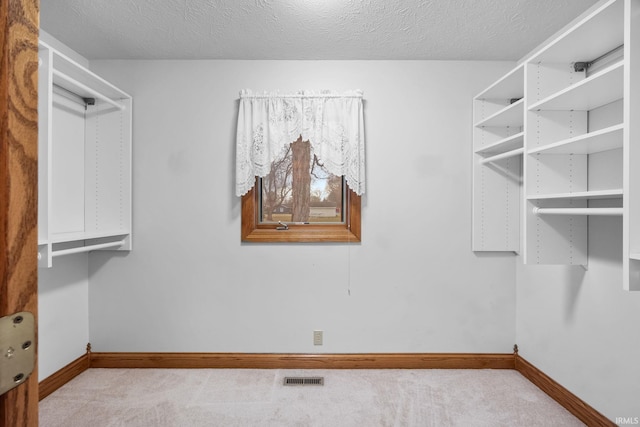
[260,143,344,224]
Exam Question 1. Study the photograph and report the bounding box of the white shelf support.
[533,207,623,216]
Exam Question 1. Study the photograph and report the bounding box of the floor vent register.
[283,377,324,386]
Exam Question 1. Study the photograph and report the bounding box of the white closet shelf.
[474,98,524,128]
[533,207,623,216]
[53,69,125,110]
[630,254,640,261]
[527,0,623,63]
[475,132,524,155]
[45,42,131,102]
[50,230,130,244]
[474,64,524,100]
[529,61,623,111]
[479,148,524,165]
[527,189,623,201]
[51,240,125,258]
[527,123,623,155]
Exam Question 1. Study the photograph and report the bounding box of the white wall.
[516,215,640,419]
[86,60,516,353]
[38,254,89,380]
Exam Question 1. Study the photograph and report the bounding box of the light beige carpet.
[40,368,585,426]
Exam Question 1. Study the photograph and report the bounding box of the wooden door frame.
[0,0,39,425]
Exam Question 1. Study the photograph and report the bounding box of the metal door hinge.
[0,312,35,396]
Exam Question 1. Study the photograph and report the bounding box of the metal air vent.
[283,377,324,386]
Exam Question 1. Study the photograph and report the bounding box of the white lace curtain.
[235,89,365,197]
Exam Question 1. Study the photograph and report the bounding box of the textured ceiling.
[41,0,600,61]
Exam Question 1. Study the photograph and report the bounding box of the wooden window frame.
[241,178,361,242]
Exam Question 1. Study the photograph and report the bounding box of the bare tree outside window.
[261,136,344,224]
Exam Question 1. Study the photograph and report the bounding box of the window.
[260,137,343,225]
[242,138,361,242]
[236,90,365,242]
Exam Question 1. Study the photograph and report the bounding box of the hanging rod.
[533,207,623,216]
[53,84,94,108]
[52,69,125,110]
[240,90,363,99]
[51,240,125,258]
[479,148,524,165]
[241,94,363,99]
[574,44,624,72]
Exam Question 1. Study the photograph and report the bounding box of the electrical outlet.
[313,330,323,346]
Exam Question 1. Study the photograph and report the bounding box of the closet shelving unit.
[624,0,640,289]
[38,41,132,268]
[472,65,524,251]
[472,0,640,290]
[524,0,624,268]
